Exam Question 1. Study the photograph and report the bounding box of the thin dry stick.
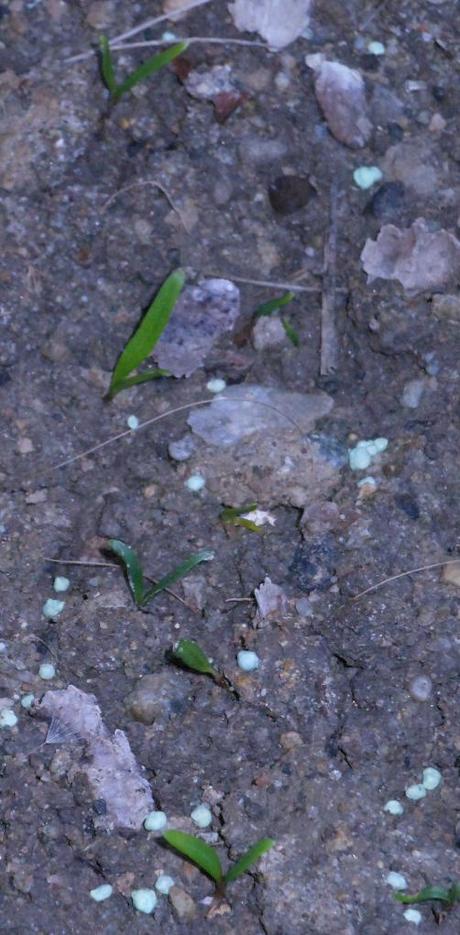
[65,0,214,64]
[101,179,192,232]
[212,273,348,295]
[110,36,270,52]
[52,396,304,471]
[352,559,460,601]
[44,557,195,611]
[320,184,339,375]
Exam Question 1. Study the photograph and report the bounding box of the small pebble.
[131,889,157,914]
[0,708,18,728]
[169,885,197,922]
[353,166,383,190]
[190,804,212,828]
[386,871,407,890]
[368,40,385,55]
[206,378,226,394]
[405,783,426,801]
[42,598,65,619]
[185,474,205,492]
[155,874,175,895]
[53,576,70,593]
[90,884,113,902]
[409,675,432,702]
[403,909,422,926]
[20,693,35,709]
[422,767,442,791]
[127,415,139,430]
[401,379,425,409]
[237,650,260,672]
[383,799,404,816]
[39,663,56,681]
[348,438,388,471]
[144,810,167,832]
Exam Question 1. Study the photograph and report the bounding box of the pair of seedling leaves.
[163,830,274,899]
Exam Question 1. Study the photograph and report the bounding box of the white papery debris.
[229,0,313,49]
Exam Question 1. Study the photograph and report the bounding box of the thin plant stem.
[65,0,214,64]
[109,36,270,52]
[52,396,304,470]
[352,559,460,601]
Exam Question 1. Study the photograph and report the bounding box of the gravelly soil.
[1,1,460,933]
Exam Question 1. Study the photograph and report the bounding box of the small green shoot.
[107,268,185,399]
[108,539,214,608]
[220,503,262,533]
[99,36,187,102]
[171,638,235,694]
[282,318,300,347]
[172,639,217,677]
[254,291,294,318]
[163,830,274,897]
[395,883,460,907]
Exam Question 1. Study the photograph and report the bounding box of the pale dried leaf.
[361,218,460,295]
[229,0,313,49]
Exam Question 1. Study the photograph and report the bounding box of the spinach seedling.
[107,268,185,399]
[99,36,187,103]
[395,883,460,907]
[254,291,294,318]
[108,540,214,608]
[171,639,237,695]
[163,830,274,899]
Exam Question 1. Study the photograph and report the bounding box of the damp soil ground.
[1,2,460,933]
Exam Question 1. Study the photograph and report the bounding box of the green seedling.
[395,883,460,907]
[107,268,185,399]
[99,35,187,102]
[254,291,294,318]
[171,639,236,694]
[163,830,274,899]
[220,503,262,533]
[282,318,300,347]
[108,539,214,608]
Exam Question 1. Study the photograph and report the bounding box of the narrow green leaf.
[173,639,216,676]
[108,268,185,399]
[110,368,170,397]
[282,318,300,347]
[224,838,275,884]
[394,886,453,905]
[142,548,214,605]
[448,883,460,903]
[163,830,223,883]
[108,539,144,606]
[255,291,294,318]
[99,35,117,94]
[113,42,187,100]
[221,503,257,522]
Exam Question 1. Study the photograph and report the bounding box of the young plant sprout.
[163,830,274,899]
[108,540,214,608]
[220,503,262,533]
[395,883,460,907]
[107,268,185,399]
[171,639,236,695]
[99,36,187,103]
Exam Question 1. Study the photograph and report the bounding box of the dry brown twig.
[320,184,340,375]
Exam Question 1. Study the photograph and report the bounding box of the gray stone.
[188,384,333,446]
[252,316,287,350]
[125,670,191,725]
[432,293,460,321]
[169,885,197,922]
